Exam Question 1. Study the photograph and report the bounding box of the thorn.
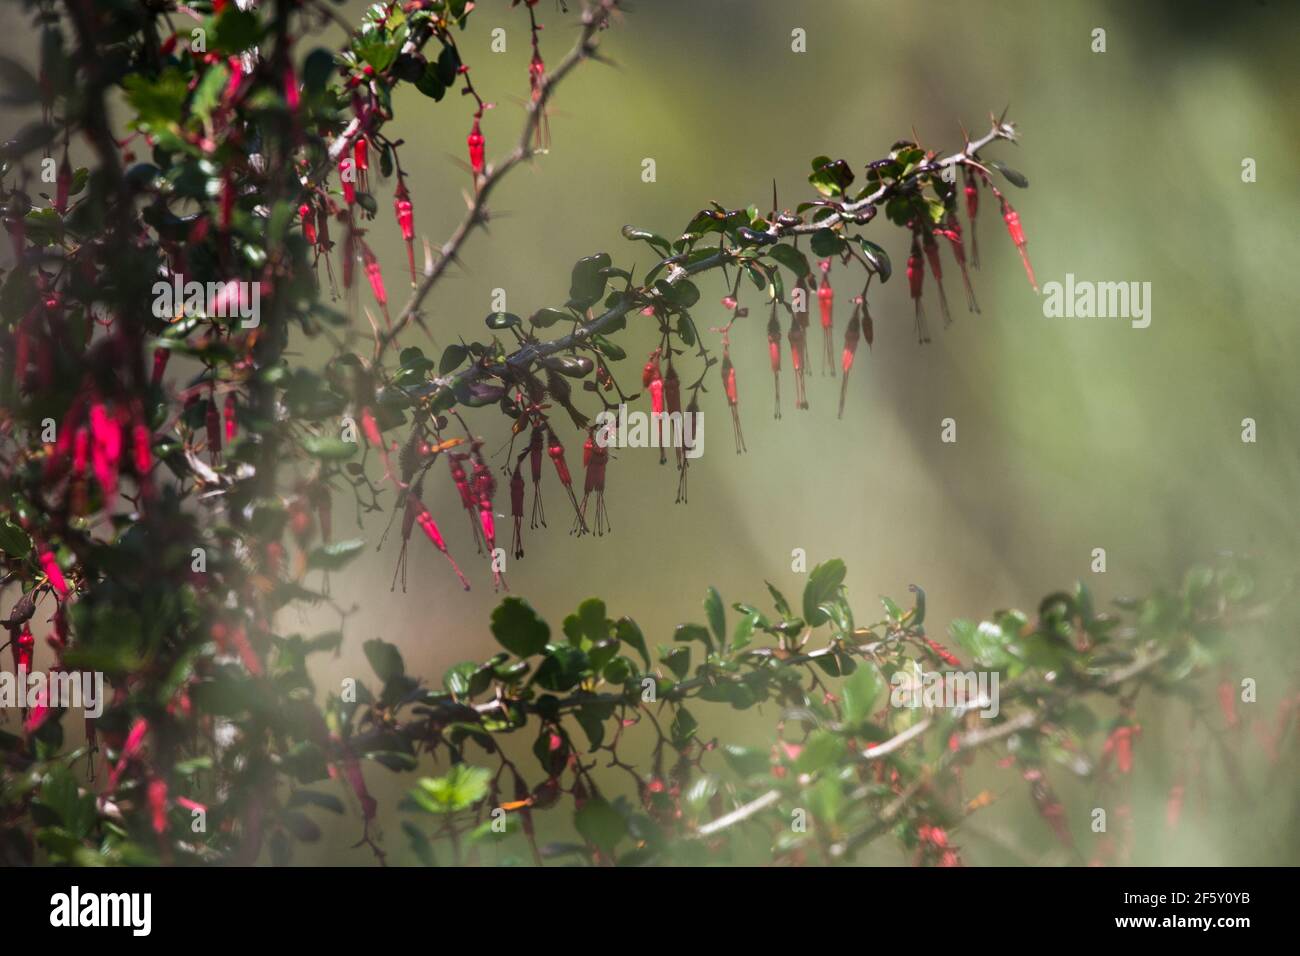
[363,307,381,341]
[422,237,435,278]
[413,312,437,346]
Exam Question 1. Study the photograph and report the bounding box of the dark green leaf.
[803,559,847,627]
[491,597,551,657]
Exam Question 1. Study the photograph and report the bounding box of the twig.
[377,0,618,360]
[696,789,781,837]
[402,118,1013,402]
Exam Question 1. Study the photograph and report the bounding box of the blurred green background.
[6,0,1298,864]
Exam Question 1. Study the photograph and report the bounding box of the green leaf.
[302,48,336,95]
[794,730,842,775]
[442,661,478,697]
[670,705,698,746]
[987,159,1029,188]
[673,623,712,653]
[722,744,768,779]
[660,645,690,680]
[703,587,726,646]
[306,539,365,571]
[808,156,855,197]
[574,699,615,750]
[409,765,490,814]
[615,617,650,670]
[620,224,671,257]
[403,821,438,865]
[587,638,619,673]
[602,656,633,684]
[435,43,461,86]
[842,661,885,725]
[802,559,847,627]
[529,307,570,329]
[415,61,446,100]
[363,638,405,683]
[36,766,96,839]
[574,797,626,854]
[767,243,813,278]
[567,253,612,311]
[576,598,608,644]
[657,278,700,309]
[810,228,846,258]
[0,518,32,558]
[532,644,588,692]
[731,611,758,653]
[122,68,188,133]
[191,64,228,122]
[949,617,1017,672]
[908,584,927,627]
[766,581,793,619]
[212,9,262,54]
[676,313,696,347]
[302,436,357,460]
[490,597,551,657]
[849,236,892,282]
[808,775,844,826]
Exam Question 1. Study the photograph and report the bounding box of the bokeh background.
[5,0,1298,864]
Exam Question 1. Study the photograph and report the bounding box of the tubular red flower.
[89,401,122,500]
[223,394,237,443]
[921,230,952,327]
[151,347,170,386]
[13,623,34,672]
[907,239,931,344]
[148,777,168,834]
[132,422,152,476]
[299,203,317,246]
[229,624,263,677]
[283,61,299,113]
[837,304,861,420]
[964,168,980,269]
[467,117,485,177]
[393,180,417,285]
[817,260,835,376]
[340,156,356,205]
[360,407,382,447]
[362,242,390,325]
[1000,197,1038,292]
[1217,679,1239,728]
[409,495,470,590]
[38,549,69,599]
[766,302,782,420]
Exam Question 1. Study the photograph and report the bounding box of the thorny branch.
[404,120,1014,399]
[376,0,619,360]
